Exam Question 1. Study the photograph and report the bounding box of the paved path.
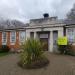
[0,53,75,75]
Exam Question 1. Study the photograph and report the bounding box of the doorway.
[40,38,48,51]
[38,32,49,51]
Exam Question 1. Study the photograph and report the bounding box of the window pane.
[67,28,75,43]
[2,32,7,43]
[30,32,34,38]
[10,32,16,43]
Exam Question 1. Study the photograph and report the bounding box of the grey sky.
[0,0,75,23]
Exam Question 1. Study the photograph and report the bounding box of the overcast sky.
[0,0,75,23]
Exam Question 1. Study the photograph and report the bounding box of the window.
[30,32,34,38]
[19,31,25,43]
[67,28,75,43]
[10,32,16,44]
[2,32,7,45]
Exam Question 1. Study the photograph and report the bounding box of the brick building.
[0,20,28,51]
[0,15,75,52]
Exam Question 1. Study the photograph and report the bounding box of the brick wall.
[0,31,21,51]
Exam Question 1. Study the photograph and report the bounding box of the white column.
[34,32,38,39]
[58,29,64,37]
[26,31,30,40]
[49,31,53,52]
[34,32,37,39]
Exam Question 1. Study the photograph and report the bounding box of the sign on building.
[57,37,68,45]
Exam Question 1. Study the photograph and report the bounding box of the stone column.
[58,28,64,37]
[49,31,53,52]
[26,31,30,40]
[34,32,37,39]
[34,32,39,40]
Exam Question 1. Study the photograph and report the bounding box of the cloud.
[0,0,75,23]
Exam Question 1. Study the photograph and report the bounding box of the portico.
[26,26,64,52]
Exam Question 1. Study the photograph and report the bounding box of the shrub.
[58,45,67,54]
[19,39,49,69]
[66,44,75,56]
[58,43,75,56]
[0,45,10,53]
[20,39,44,64]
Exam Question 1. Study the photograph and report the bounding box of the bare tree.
[67,3,75,20]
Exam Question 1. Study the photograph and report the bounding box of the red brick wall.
[8,31,20,49]
[7,32,10,47]
[0,31,20,50]
[15,31,20,49]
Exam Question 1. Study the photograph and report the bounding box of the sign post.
[57,37,68,54]
[57,37,68,45]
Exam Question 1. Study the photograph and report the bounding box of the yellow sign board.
[57,37,68,45]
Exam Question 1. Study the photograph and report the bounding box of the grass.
[0,52,10,57]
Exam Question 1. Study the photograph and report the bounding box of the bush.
[66,44,75,56]
[19,39,49,69]
[58,45,67,54]
[0,45,10,53]
[58,43,75,56]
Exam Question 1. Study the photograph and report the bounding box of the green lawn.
[0,52,9,57]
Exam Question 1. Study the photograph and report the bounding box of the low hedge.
[0,45,10,53]
[58,44,75,56]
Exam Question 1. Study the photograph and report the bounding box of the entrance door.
[40,38,48,51]
[39,33,49,51]
[53,31,58,52]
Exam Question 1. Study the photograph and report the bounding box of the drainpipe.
[63,26,66,36]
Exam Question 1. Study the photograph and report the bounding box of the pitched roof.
[63,19,75,25]
[0,20,29,30]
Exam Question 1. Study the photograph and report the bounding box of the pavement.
[0,52,75,75]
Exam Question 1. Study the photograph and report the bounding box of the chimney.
[43,13,49,18]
